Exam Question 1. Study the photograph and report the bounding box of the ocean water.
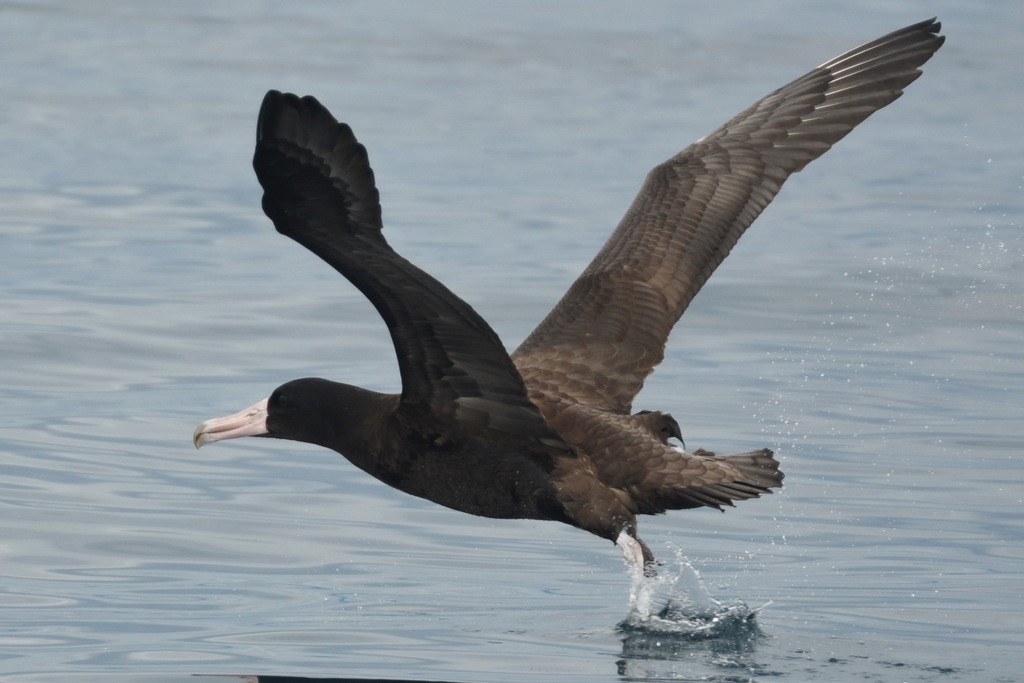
[2,2,1022,681]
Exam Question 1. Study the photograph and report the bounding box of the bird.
[194,19,944,574]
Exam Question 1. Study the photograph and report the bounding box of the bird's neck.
[298,381,402,466]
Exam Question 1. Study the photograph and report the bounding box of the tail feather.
[633,447,783,514]
[721,448,785,489]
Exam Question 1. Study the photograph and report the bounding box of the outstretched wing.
[513,19,944,412]
[254,91,564,443]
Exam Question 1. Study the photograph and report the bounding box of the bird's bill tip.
[193,398,270,448]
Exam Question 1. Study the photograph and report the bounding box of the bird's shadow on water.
[614,553,773,680]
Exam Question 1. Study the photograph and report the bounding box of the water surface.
[2,2,1022,681]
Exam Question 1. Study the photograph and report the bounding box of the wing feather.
[514,19,944,412]
[254,91,562,443]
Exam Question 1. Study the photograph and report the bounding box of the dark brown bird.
[194,20,943,573]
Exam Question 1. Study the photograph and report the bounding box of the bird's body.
[195,20,944,572]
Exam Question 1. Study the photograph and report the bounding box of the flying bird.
[195,19,944,573]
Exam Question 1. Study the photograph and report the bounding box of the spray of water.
[618,549,768,639]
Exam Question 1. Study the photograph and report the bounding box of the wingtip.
[256,89,299,143]
[903,17,945,53]
[257,90,280,144]
[897,17,942,37]
[255,89,344,152]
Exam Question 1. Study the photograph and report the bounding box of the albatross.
[194,19,944,573]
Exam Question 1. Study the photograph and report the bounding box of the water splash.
[618,550,767,640]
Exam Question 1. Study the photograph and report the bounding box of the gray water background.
[2,2,1022,681]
